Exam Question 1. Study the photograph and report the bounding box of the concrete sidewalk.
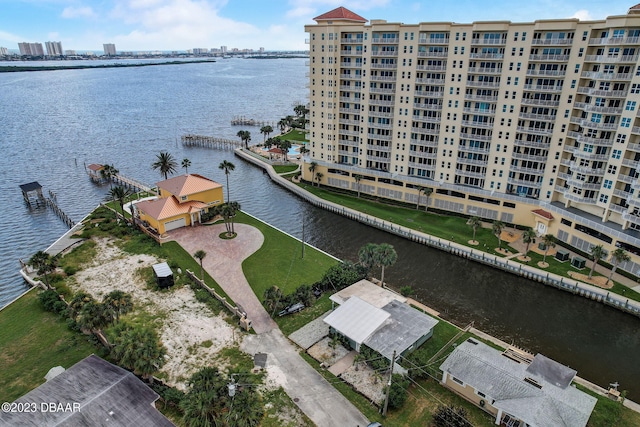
[169,224,371,426]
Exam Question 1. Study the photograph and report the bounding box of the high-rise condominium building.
[18,42,44,56]
[45,41,63,56]
[304,6,640,274]
[103,43,117,56]
[0,47,8,56]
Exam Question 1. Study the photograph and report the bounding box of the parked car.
[367,422,383,427]
[278,302,305,316]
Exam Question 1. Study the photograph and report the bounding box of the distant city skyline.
[0,1,637,52]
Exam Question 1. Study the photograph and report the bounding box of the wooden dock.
[45,197,76,228]
[112,174,155,194]
[181,134,243,149]
[230,116,274,127]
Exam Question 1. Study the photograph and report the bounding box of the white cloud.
[107,0,263,50]
[570,9,593,20]
[61,6,97,19]
[0,30,24,43]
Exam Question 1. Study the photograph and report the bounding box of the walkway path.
[168,224,370,427]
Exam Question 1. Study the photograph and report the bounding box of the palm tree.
[102,290,133,324]
[522,228,537,259]
[277,118,287,133]
[492,220,505,250]
[152,151,178,180]
[375,243,398,286]
[100,164,119,188]
[108,185,132,224]
[263,285,284,316]
[541,234,556,264]
[308,161,318,185]
[608,248,630,285]
[77,301,111,335]
[236,130,251,148]
[181,367,229,426]
[358,243,378,273]
[416,186,426,210]
[424,188,433,212]
[218,160,235,202]
[68,292,95,319]
[28,250,56,288]
[299,145,310,158]
[315,171,324,187]
[112,325,166,383]
[588,244,606,279]
[467,216,482,243]
[354,174,363,198]
[279,139,292,161]
[229,388,264,427]
[294,104,309,121]
[217,201,241,237]
[193,250,207,280]
[181,158,191,175]
[260,125,273,143]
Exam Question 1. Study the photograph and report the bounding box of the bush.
[52,300,69,317]
[66,318,80,332]
[39,289,60,312]
[294,284,315,307]
[388,374,409,410]
[63,265,77,276]
[320,261,367,291]
[400,286,414,297]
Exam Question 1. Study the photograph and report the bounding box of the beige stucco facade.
[304,6,640,276]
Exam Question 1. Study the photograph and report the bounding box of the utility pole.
[382,350,396,416]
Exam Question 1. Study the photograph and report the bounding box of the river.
[0,58,638,400]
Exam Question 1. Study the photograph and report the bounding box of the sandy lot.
[71,237,236,390]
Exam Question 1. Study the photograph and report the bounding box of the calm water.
[0,58,638,400]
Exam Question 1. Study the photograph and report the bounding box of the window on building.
[626,101,637,111]
[612,149,622,159]
[621,118,631,128]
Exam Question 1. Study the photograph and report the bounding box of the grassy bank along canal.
[6,200,640,426]
[235,147,640,317]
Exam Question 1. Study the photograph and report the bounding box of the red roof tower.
[313,6,367,23]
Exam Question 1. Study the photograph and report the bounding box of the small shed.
[555,248,570,262]
[571,256,586,269]
[152,262,174,288]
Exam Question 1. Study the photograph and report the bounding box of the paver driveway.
[169,224,370,427]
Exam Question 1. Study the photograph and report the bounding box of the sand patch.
[567,271,614,289]
[71,237,236,389]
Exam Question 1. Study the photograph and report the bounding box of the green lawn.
[239,212,338,299]
[0,289,99,402]
[273,164,299,174]
[297,183,640,301]
[276,129,307,142]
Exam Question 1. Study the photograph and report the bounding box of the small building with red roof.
[134,174,224,234]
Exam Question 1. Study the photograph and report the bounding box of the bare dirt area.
[340,364,385,405]
[307,336,350,366]
[568,271,614,289]
[70,237,236,390]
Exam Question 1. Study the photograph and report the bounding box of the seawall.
[234,148,640,319]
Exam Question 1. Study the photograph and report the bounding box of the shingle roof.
[0,354,175,427]
[87,164,104,172]
[440,340,596,427]
[156,173,221,198]
[314,7,367,23]
[324,296,389,344]
[364,299,438,360]
[135,196,208,221]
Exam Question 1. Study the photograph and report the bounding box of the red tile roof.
[87,164,104,171]
[156,173,221,198]
[314,7,367,23]
[630,3,640,11]
[532,209,554,220]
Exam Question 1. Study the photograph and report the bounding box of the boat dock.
[181,134,243,149]
[230,116,274,127]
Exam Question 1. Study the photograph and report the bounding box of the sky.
[0,0,637,53]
